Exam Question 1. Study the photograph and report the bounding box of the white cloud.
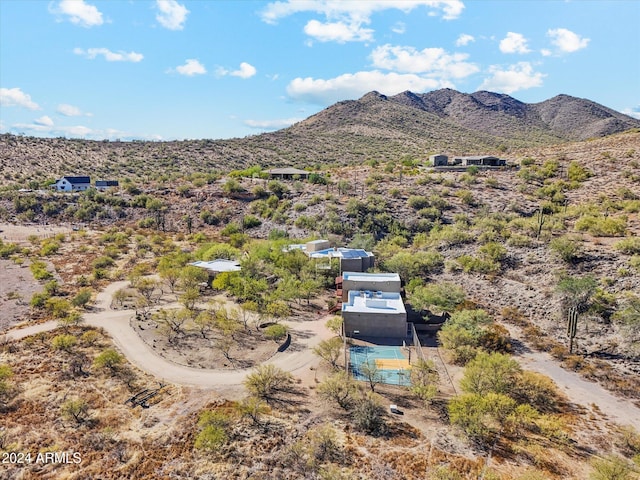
[174,59,207,76]
[217,62,257,79]
[622,106,640,119]
[34,116,54,127]
[392,22,406,34]
[499,32,531,54]
[57,103,91,117]
[455,33,474,47]
[261,1,464,43]
[541,49,552,57]
[0,87,40,110]
[304,19,374,43]
[547,28,590,53]
[51,0,103,27]
[74,47,143,62]
[287,70,446,105]
[370,44,479,78]
[156,0,189,30]
[244,117,303,130]
[478,62,545,94]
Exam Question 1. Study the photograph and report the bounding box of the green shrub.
[575,215,627,236]
[52,334,77,351]
[567,161,592,182]
[263,324,288,342]
[30,260,52,280]
[550,235,583,263]
[615,238,640,255]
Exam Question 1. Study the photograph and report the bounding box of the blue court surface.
[349,345,412,387]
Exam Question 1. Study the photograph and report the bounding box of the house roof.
[96,180,119,186]
[309,248,373,259]
[455,155,499,161]
[342,272,400,282]
[342,290,406,314]
[190,259,241,273]
[266,167,310,175]
[60,176,90,184]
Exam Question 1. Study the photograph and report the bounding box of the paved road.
[6,281,333,397]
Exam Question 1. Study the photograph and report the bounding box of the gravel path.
[6,280,333,398]
[6,280,640,429]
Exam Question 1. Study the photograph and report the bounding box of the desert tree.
[60,398,90,424]
[410,282,465,315]
[236,396,269,427]
[410,359,439,407]
[352,392,387,435]
[313,337,343,370]
[359,361,382,393]
[317,371,357,410]
[244,364,294,401]
[93,348,124,375]
[71,288,93,309]
[193,310,215,339]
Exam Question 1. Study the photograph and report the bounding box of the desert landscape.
[1,99,640,478]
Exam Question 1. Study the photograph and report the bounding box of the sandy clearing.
[6,280,333,398]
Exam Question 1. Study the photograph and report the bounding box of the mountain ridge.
[1,89,638,182]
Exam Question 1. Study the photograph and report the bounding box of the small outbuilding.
[96,180,119,191]
[429,154,449,167]
[266,167,310,180]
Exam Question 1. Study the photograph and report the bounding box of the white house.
[54,176,91,192]
[342,290,407,338]
[341,272,401,301]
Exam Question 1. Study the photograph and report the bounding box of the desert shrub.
[71,288,92,308]
[93,349,123,374]
[244,364,294,400]
[317,371,357,410]
[575,215,627,236]
[60,398,90,424]
[263,324,288,342]
[0,240,20,258]
[549,235,583,263]
[242,215,262,229]
[567,161,592,182]
[352,392,387,435]
[456,255,499,274]
[449,392,517,442]
[195,410,231,452]
[460,351,521,396]
[408,195,430,210]
[615,238,640,255]
[438,309,493,364]
[589,454,635,480]
[39,240,60,256]
[52,334,77,351]
[30,260,52,280]
[410,282,465,314]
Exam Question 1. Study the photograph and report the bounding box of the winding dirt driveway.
[5,281,640,429]
[5,281,333,397]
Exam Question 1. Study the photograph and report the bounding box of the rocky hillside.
[0,90,638,185]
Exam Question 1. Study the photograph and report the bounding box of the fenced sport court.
[349,345,412,386]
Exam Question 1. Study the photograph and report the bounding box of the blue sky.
[1,0,638,141]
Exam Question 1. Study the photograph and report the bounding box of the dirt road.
[5,280,640,429]
[6,280,333,398]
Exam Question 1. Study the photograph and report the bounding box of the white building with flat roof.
[190,259,241,275]
[341,272,401,301]
[342,290,407,338]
